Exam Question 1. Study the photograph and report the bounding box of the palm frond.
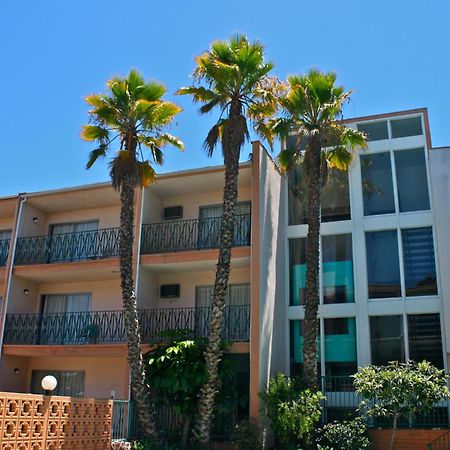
[138,161,156,187]
[86,144,108,169]
[80,125,109,142]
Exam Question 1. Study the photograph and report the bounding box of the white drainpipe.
[0,194,27,357]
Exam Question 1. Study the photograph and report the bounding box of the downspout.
[0,194,27,357]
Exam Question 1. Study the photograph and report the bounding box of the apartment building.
[0,107,448,427]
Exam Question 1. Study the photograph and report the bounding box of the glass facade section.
[289,238,306,305]
[324,318,357,377]
[408,314,443,369]
[288,166,350,225]
[322,235,354,304]
[361,152,395,215]
[370,316,405,365]
[402,227,437,296]
[391,117,423,138]
[357,121,389,141]
[31,370,85,397]
[290,320,320,378]
[394,148,430,212]
[366,230,401,298]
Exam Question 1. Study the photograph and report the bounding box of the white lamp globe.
[41,375,58,392]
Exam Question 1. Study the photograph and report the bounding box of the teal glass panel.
[322,234,354,304]
[289,238,306,306]
[290,320,320,376]
[324,318,357,377]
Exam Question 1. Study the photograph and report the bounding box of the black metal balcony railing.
[0,238,10,266]
[3,305,250,345]
[14,227,120,265]
[140,214,251,254]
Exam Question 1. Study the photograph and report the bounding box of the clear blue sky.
[1,0,449,197]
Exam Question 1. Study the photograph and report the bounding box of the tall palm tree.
[81,69,183,438]
[273,70,366,391]
[177,35,280,444]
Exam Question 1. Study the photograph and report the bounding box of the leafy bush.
[231,419,263,450]
[132,438,178,450]
[317,417,370,450]
[260,373,324,449]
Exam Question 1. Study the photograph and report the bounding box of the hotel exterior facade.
[0,107,449,429]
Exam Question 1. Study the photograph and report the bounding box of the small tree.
[353,360,450,450]
[260,373,324,449]
[145,331,232,449]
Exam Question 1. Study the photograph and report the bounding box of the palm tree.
[81,69,183,438]
[177,35,280,444]
[274,70,366,391]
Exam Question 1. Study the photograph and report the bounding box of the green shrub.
[260,373,324,449]
[132,438,178,450]
[231,419,263,450]
[317,417,370,450]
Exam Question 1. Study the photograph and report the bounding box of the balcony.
[14,227,120,265]
[0,238,10,266]
[3,305,250,345]
[140,214,251,254]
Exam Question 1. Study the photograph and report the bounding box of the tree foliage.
[353,360,450,450]
[260,373,324,449]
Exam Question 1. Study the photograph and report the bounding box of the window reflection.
[402,227,437,296]
[322,235,354,304]
[361,152,395,216]
[366,230,401,298]
[370,316,405,365]
[394,148,430,212]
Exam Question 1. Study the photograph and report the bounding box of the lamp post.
[41,375,58,397]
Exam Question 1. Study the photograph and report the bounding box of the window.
[402,227,437,296]
[324,318,357,377]
[370,316,405,365]
[198,202,251,248]
[391,117,423,138]
[40,293,92,345]
[394,148,430,212]
[49,221,99,262]
[366,230,401,298]
[408,314,443,369]
[361,152,395,216]
[357,121,389,141]
[288,167,350,225]
[31,370,85,397]
[322,235,354,304]
[289,238,306,305]
[0,230,11,266]
[289,320,320,378]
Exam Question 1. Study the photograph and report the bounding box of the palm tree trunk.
[303,136,322,392]
[194,104,242,445]
[119,178,160,440]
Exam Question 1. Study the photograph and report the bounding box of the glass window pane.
[391,117,423,138]
[290,320,320,377]
[357,121,389,141]
[370,316,405,365]
[321,169,351,222]
[408,314,443,368]
[288,166,350,225]
[289,238,306,305]
[366,230,401,298]
[324,318,357,377]
[322,235,354,304]
[30,370,85,397]
[288,166,308,225]
[394,148,430,212]
[361,153,395,215]
[402,227,437,296]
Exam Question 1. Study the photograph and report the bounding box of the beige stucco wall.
[0,356,29,392]
[19,204,46,237]
[142,187,251,224]
[7,277,39,314]
[38,279,122,311]
[137,267,250,309]
[0,217,14,232]
[0,356,129,400]
[43,205,120,231]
